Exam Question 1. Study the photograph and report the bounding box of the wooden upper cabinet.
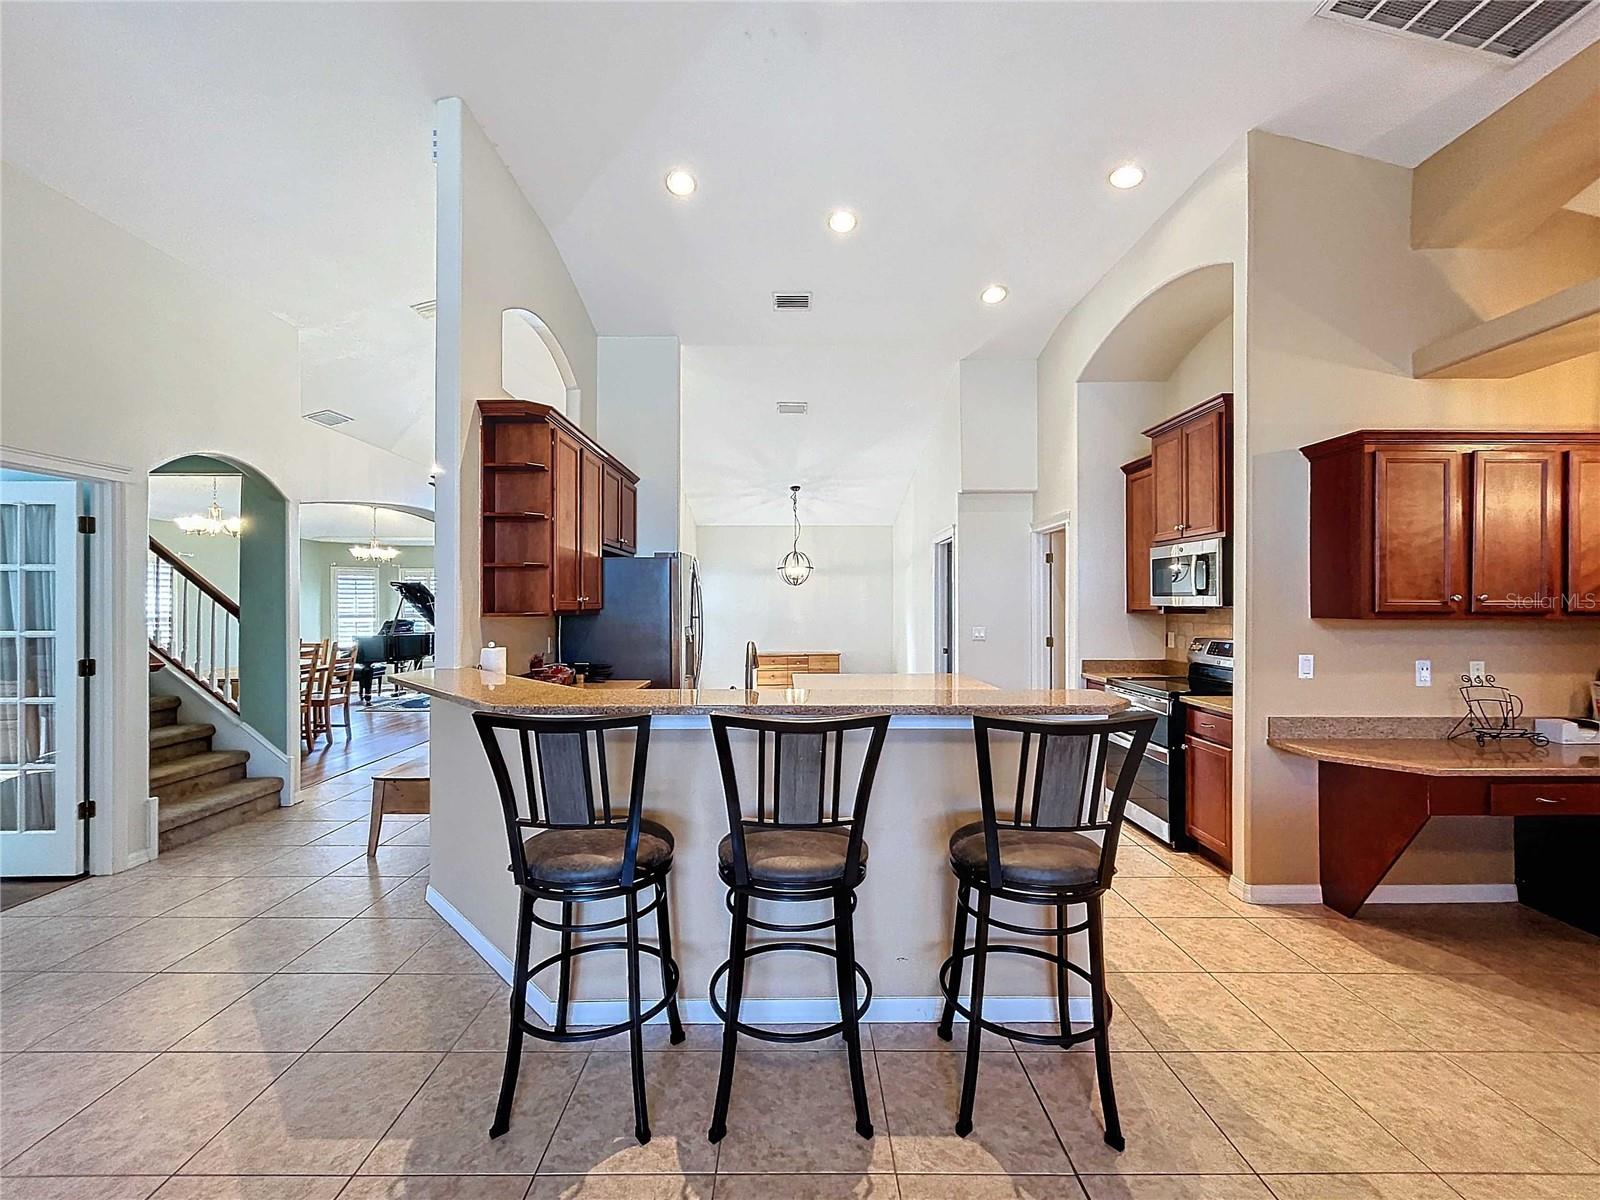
[602,464,622,548]
[551,427,583,613]
[1373,448,1467,615]
[1122,457,1157,613]
[1569,448,1600,614]
[1471,450,1561,614]
[579,448,605,610]
[619,478,637,551]
[1143,394,1230,545]
[600,462,640,555]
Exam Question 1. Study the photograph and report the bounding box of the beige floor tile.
[305,798,380,822]
[1080,1180,1272,1199]
[1189,879,1329,921]
[1113,877,1238,920]
[870,1023,969,1051]
[0,917,149,972]
[181,1050,439,1175]
[1333,975,1573,1052]
[381,820,432,847]
[877,1051,1072,1175]
[1261,1175,1458,1199]
[66,877,231,917]
[3,875,142,916]
[1163,1051,1423,1174]
[358,877,435,920]
[1252,919,1494,976]
[538,1050,721,1174]
[173,972,385,1051]
[149,1179,346,1199]
[527,1178,713,1200]
[1006,1015,1155,1054]
[306,824,381,847]
[0,1179,166,1199]
[1429,972,1600,1052]
[1110,846,1176,878]
[1021,1049,1247,1175]
[163,877,322,919]
[1211,974,1423,1052]
[280,917,439,972]
[360,1050,581,1176]
[335,847,430,879]
[6,1052,294,1176]
[34,971,265,1052]
[1305,1051,1598,1173]
[0,971,153,1051]
[167,916,349,973]
[53,917,248,972]
[1107,974,1288,1052]
[257,876,400,918]
[0,1051,155,1165]
[396,925,495,974]
[1445,1052,1600,1160]
[343,1180,538,1200]
[897,1177,1079,1200]
[221,820,355,846]
[1442,1176,1600,1199]
[450,995,719,1053]
[138,846,293,877]
[242,845,367,877]
[314,973,501,1051]
[714,1050,893,1174]
[1150,920,1315,973]
[1100,919,1203,973]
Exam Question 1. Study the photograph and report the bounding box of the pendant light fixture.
[349,505,401,562]
[776,484,814,587]
[174,477,244,538]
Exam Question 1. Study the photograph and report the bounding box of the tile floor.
[3,751,1598,1200]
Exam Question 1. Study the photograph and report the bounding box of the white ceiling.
[148,476,434,542]
[5,2,1594,522]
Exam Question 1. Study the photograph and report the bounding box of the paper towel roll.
[479,643,508,674]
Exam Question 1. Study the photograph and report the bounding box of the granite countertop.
[1268,735,1600,777]
[394,668,1128,718]
[1185,695,1233,717]
[1080,659,1188,685]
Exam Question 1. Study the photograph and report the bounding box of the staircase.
[149,691,283,850]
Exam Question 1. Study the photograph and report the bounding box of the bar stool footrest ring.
[708,940,871,1043]
[938,943,1108,1048]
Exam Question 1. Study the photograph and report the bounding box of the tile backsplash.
[1165,607,1233,650]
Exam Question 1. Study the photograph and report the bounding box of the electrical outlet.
[1415,659,1432,687]
[971,626,987,642]
[1167,632,1178,649]
[1298,654,1314,679]
[1469,660,1486,681]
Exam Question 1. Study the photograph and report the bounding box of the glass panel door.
[0,480,83,877]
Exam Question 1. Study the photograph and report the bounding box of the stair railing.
[147,537,241,712]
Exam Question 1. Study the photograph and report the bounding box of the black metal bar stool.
[936,711,1156,1146]
[705,710,891,1143]
[473,710,684,1145]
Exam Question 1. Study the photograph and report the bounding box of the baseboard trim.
[424,884,1092,1026]
[1227,878,1518,906]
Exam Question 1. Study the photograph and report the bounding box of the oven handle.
[1110,730,1169,765]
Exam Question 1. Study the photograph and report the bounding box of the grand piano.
[355,580,435,702]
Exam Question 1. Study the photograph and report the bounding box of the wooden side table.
[369,769,430,855]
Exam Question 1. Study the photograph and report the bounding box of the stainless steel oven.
[1103,688,1176,842]
[1150,537,1227,608]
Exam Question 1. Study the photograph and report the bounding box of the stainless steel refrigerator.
[557,552,703,688]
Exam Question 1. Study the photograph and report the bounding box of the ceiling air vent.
[304,408,354,428]
[410,299,438,319]
[776,402,809,415]
[1317,0,1591,60]
[773,292,812,311]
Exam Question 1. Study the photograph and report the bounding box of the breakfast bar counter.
[396,667,1126,1028]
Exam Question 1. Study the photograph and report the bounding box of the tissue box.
[1533,718,1600,744]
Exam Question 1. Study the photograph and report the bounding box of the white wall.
[954,492,1036,688]
[0,161,432,872]
[597,336,681,556]
[890,385,960,673]
[433,97,599,670]
[696,525,895,690]
[959,359,1038,492]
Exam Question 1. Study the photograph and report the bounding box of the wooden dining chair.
[300,639,332,750]
[321,644,358,746]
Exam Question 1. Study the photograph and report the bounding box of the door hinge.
[1045,552,1053,564]
[78,515,97,534]
[77,799,97,820]
[77,658,97,677]
[1045,636,1055,648]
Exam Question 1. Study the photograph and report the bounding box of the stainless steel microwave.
[1150,537,1228,608]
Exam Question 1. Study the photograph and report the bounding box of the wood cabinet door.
[1471,450,1562,614]
[601,464,622,548]
[620,478,637,551]
[1373,449,1466,615]
[1150,429,1186,543]
[1184,735,1231,866]
[551,428,582,613]
[1125,463,1157,612]
[1180,406,1226,539]
[579,448,605,609]
[1568,448,1600,614]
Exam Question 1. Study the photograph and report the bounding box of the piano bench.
[369,770,430,856]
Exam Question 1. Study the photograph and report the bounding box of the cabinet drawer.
[805,654,841,672]
[1186,707,1232,746]
[754,669,793,687]
[1489,783,1600,816]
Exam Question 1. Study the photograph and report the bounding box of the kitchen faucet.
[744,641,759,691]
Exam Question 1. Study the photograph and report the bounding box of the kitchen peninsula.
[396,667,1126,1027]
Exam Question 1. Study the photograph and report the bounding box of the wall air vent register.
[772,292,812,310]
[303,409,354,427]
[1316,0,1590,60]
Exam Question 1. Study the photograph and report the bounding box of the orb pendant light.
[777,485,813,587]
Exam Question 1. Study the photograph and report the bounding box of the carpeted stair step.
[157,775,284,850]
[148,693,181,729]
[148,749,249,804]
[148,721,216,766]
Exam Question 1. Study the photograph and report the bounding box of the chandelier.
[776,484,814,587]
[349,505,400,562]
[174,478,243,538]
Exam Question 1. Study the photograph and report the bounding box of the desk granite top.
[393,668,1128,718]
[1268,735,1600,777]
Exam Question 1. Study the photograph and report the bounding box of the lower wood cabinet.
[1184,706,1232,868]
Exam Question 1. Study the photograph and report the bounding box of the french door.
[0,480,84,877]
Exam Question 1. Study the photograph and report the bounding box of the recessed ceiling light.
[980,284,1009,305]
[1108,163,1146,190]
[827,209,858,235]
[664,168,697,197]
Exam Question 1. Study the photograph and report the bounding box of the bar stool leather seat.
[948,821,1102,891]
[522,819,675,887]
[717,827,867,886]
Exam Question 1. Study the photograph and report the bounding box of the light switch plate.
[1469,660,1486,681]
[1416,659,1432,687]
[971,626,987,642]
[1167,632,1178,649]
[1298,654,1314,679]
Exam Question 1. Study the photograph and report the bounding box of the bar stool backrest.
[473,711,653,888]
[970,712,1157,892]
[709,711,890,889]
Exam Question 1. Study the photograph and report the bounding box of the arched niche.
[1079,264,1234,384]
[502,308,580,419]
